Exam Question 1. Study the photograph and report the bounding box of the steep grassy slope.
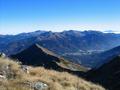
[0,57,105,90]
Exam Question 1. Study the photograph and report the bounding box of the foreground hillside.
[0,57,105,90]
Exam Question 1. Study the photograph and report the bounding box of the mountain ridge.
[10,44,88,75]
[0,30,120,68]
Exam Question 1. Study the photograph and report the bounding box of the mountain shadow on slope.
[10,44,86,76]
[86,55,120,90]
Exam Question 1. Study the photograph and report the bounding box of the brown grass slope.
[0,57,105,90]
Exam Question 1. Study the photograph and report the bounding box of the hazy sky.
[0,0,120,34]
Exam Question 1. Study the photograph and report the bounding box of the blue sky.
[0,0,120,34]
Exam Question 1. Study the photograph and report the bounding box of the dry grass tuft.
[0,57,105,90]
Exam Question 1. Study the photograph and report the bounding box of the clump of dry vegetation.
[0,57,105,90]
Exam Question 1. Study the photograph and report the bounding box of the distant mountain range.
[0,30,120,90]
[0,30,120,68]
